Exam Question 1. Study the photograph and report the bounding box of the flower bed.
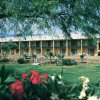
[0,65,100,100]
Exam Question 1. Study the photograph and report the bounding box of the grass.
[0,63,100,84]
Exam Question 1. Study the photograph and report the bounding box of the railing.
[83,44,96,48]
[20,44,29,48]
[55,44,66,48]
[69,45,81,48]
[31,45,41,48]
[42,45,53,48]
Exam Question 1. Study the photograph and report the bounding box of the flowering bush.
[22,73,28,79]
[0,66,67,100]
[30,71,42,84]
[0,65,100,100]
[10,80,24,100]
[0,65,15,100]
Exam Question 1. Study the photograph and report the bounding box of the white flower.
[87,96,98,100]
[79,90,86,99]
[58,81,62,84]
[79,76,89,84]
[79,76,89,99]
[58,74,62,79]
[51,76,55,80]
[50,93,59,100]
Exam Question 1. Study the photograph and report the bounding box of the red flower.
[43,73,48,79]
[22,73,28,79]
[30,71,42,84]
[10,80,24,100]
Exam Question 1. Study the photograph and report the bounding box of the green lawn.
[0,63,100,84]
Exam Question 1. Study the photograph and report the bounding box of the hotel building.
[0,34,100,58]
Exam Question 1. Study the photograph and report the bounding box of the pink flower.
[30,71,42,84]
[22,73,28,79]
[43,73,48,79]
[10,80,24,100]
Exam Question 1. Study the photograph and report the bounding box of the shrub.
[32,53,37,58]
[62,59,77,65]
[0,58,9,62]
[0,65,15,100]
[56,59,63,66]
[80,54,85,63]
[17,58,27,64]
[23,53,29,58]
[10,71,66,100]
[0,66,100,100]
[57,54,64,59]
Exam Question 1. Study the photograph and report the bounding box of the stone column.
[81,39,83,54]
[29,41,31,55]
[40,41,43,56]
[53,40,55,55]
[66,40,68,56]
[97,41,99,56]
[19,42,21,55]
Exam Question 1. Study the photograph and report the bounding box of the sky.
[0,26,65,38]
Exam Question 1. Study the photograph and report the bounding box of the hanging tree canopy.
[0,0,100,37]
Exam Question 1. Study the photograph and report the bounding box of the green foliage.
[0,65,15,84]
[0,58,9,62]
[23,53,29,58]
[63,59,77,65]
[56,58,77,66]
[17,58,27,64]
[87,80,100,97]
[56,59,63,66]
[0,65,99,99]
[32,53,37,58]
[0,41,18,51]
[57,54,65,59]
[87,39,97,47]
[0,41,18,58]
[80,54,85,63]
[0,65,15,100]
[56,54,64,66]
[0,0,100,37]
[80,55,84,59]
[20,42,29,48]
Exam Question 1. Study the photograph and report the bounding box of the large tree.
[0,0,100,37]
[0,41,18,58]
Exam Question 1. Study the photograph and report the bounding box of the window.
[25,49,29,53]
[55,41,60,47]
[43,41,51,47]
[83,40,87,47]
[46,49,50,55]
[71,40,77,47]
[16,49,19,54]
[71,49,77,56]
[36,41,40,47]
[88,49,94,56]
[60,49,66,56]
[48,41,51,47]
[36,49,41,54]
[60,41,65,47]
